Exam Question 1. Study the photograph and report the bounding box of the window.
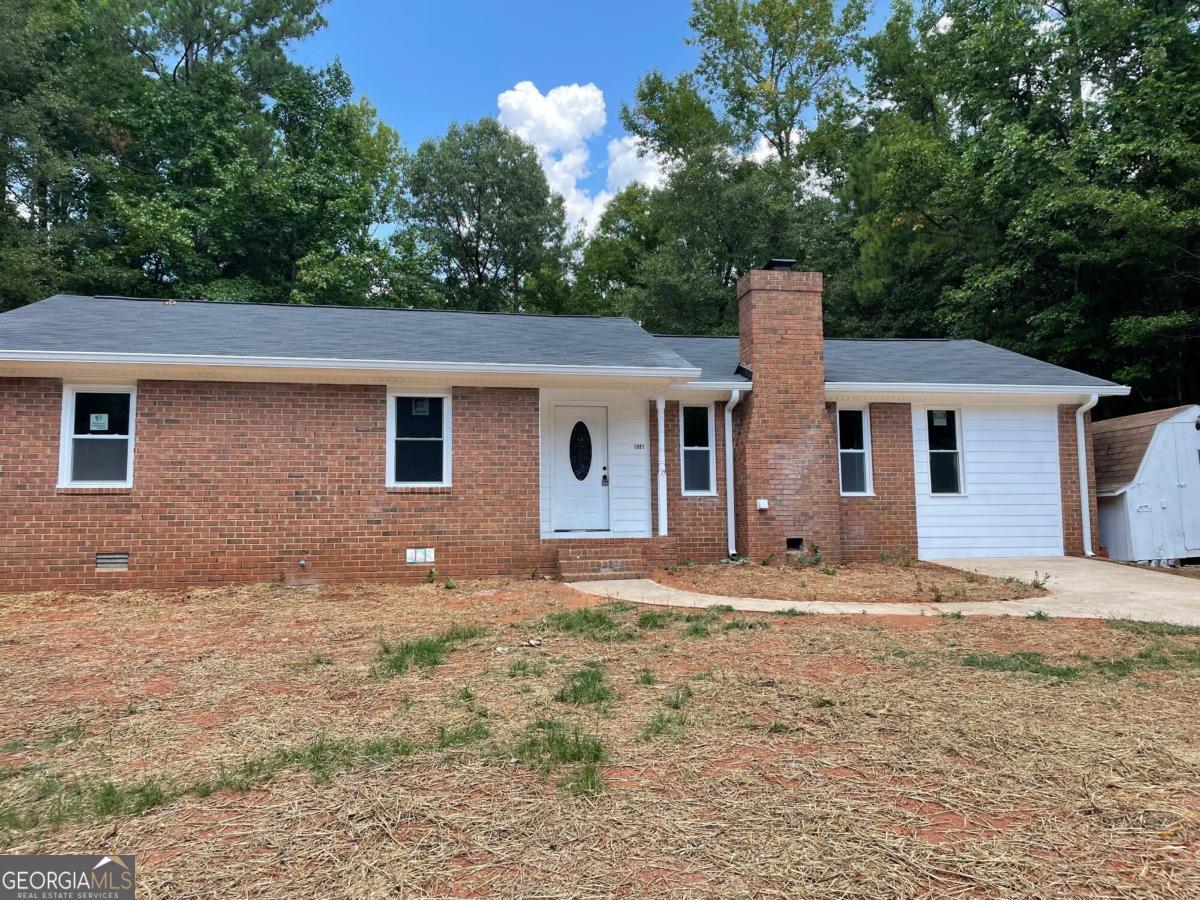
[387,392,452,487]
[59,386,136,487]
[927,409,962,494]
[837,408,872,495]
[680,404,715,495]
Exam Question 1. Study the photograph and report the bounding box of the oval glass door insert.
[569,421,592,481]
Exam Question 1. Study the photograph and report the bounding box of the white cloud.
[605,135,665,193]
[497,81,665,233]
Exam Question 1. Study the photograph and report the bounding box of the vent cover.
[96,552,129,571]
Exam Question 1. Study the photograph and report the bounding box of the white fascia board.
[671,380,752,391]
[0,349,701,381]
[825,381,1130,397]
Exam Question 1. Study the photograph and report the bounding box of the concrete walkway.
[569,556,1200,625]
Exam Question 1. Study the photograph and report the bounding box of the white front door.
[552,405,610,532]
[1173,422,1200,551]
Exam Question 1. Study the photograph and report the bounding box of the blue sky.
[292,0,891,229]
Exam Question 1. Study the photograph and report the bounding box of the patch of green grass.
[1106,619,1200,638]
[772,607,813,617]
[543,608,639,643]
[664,685,693,710]
[506,658,547,678]
[637,711,687,742]
[374,624,486,678]
[962,651,1081,680]
[604,600,637,613]
[44,722,85,746]
[1,732,421,837]
[294,652,333,670]
[435,721,490,749]
[766,721,794,734]
[511,718,606,773]
[554,666,615,706]
[810,696,836,709]
[940,611,965,620]
[635,610,677,630]
[634,668,656,686]
[1026,610,1052,621]
[455,685,476,704]
[684,621,711,638]
[721,617,769,632]
[560,762,604,796]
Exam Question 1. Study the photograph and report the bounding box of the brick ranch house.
[0,262,1128,590]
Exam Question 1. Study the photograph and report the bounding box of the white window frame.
[926,407,966,496]
[836,406,874,496]
[386,388,453,488]
[679,402,717,496]
[58,384,137,488]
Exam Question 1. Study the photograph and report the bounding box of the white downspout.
[656,396,668,536]
[724,390,741,556]
[1076,394,1099,556]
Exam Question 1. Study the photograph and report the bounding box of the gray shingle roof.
[0,294,1122,390]
[654,336,749,384]
[0,295,698,374]
[657,335,1120,389]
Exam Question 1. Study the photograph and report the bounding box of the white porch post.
[656,395,668,536]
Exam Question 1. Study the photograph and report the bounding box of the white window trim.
[58,384,137,488]
[679,402,717,496]
[386,389,453,488]
[926,407,966,497]
[836,406,874,496]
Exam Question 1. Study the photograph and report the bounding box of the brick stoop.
[545,538,657,581]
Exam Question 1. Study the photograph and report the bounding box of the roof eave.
[824,381,1130,397]
[0,349,701,381]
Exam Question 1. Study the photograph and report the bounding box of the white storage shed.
[1095,405,1200,563]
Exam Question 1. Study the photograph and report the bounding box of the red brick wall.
[733,269,842,563]
[648,400,729,566]
[0,378,542,591]
[839,402,918,560]
[1058,405,1099,556]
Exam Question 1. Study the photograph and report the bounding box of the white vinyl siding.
[913,404,1064,558]
[540,392,652,538]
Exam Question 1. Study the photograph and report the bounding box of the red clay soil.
[653,559,1046,603]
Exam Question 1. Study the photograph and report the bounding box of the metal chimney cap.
[763,258,796,271]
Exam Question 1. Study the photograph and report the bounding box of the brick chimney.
[733,261,842,563]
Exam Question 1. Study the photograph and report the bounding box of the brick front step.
[559,571,652,585]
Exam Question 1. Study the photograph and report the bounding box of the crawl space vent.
[95,552,129,572]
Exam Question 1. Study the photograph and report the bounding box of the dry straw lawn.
[655,558,1047,604]
[2,577,1199,898]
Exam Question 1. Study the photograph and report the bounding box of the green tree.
[2,0,424,309]
[848,0,1200,408]
[594,0,864,331]
[399,118,570,312]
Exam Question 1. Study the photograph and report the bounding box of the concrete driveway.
[570,556,1200,625]
[931,556,1200,624]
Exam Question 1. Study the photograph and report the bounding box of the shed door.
[1173,422,1200,551]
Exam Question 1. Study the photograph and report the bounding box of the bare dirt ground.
[654,558,1046,603]
[2,579,1199,898]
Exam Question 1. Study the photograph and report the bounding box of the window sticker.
[411,398,430,416]
[90,413,109,432]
